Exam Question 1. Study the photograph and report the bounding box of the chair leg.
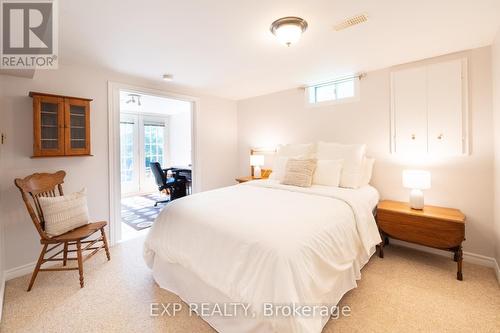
[76,240,84,288]
[100,227,111,261]
[27,244,48,292]
[63,242,68,266]
[154,199,169,207]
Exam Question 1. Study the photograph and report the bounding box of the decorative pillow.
[316,142,366,188]
[281,158,317,187]
[313,159,344,187]
[276,143,316,158]
[359,157,375,187]
[38,189,90,237]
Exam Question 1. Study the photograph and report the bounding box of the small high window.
[307,76,359,105]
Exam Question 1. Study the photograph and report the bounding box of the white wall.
[169,110,192,167]
[492,30,500,266]
[0,82,5,319]
[0,64,238,272]
[237,46,495,258]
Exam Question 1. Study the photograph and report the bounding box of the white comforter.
[144,180,381,333]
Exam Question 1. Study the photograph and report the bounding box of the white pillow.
[269,156,289,181]
[276,143,316,158]
[313,159,343,187]
[38,189,90,237]
[359,157,375,187]
[316,142,366,188]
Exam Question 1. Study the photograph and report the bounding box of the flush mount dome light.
[162,74,174,81]
[270,16,308,46]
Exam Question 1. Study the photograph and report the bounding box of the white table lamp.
[402,170,431,210]
[250,155,265,178]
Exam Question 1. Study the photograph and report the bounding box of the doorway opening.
[118,90,193,241]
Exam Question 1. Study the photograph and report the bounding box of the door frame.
[107,82,198,245]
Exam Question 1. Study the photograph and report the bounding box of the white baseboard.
[5,240,116,281]
[494,259,500,286]
[5,261,38,281]
[390,240,500,284]
[0,273,5,322]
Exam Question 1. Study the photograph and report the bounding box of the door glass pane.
[120,122,135,183]
[69,105,86,149]
[144,124,165,179]
[40,102,59,149]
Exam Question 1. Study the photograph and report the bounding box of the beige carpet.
[1,237,499,333]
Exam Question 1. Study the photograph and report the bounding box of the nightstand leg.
[377,232,386,258]
[456,247,463,281]
[377,242,384,258]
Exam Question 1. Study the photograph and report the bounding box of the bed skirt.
[150,245,375,333]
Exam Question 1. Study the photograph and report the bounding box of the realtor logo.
[1,0,58,69]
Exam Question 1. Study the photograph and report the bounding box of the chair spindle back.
[14,170,66,240]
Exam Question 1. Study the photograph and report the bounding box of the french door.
[120,113,168,195]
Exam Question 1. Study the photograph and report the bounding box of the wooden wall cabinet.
[30,92,92,157]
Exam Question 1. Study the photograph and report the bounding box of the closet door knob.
[411,134,416,140]
[437,134,443,140]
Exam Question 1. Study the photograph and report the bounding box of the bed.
[144,178,381,333]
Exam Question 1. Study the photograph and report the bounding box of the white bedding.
[144,179,381,333]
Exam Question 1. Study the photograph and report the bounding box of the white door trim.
[107,81,199,245]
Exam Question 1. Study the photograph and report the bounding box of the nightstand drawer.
[377,210,465,249]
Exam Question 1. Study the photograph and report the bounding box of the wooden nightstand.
[376,200,466,280]
[235,176,257,183]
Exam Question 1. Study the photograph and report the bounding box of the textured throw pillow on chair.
[38,188,90,237]
[281,158,317,187]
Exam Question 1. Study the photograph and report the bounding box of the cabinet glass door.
[34,96,65,156]
[65,98,90,155]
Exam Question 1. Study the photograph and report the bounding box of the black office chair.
[171,167,192,195]
[150,162,187,206]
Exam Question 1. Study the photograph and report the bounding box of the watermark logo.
[1,0,58,69]
[150,302,351,320]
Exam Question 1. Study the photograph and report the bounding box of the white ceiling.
[60,0,500,100]
[119,91,191,115]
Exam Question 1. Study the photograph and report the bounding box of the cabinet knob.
[437,134,443,140]
[411,134,416,140]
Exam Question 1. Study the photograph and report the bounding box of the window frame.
[305,76,361,107]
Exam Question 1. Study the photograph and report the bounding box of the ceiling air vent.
[334,14,368,31]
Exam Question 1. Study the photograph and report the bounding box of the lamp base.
[409,189,424,210]
[254,166,262,179]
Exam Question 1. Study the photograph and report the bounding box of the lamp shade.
[250,154,264,167]
[402,170,431,190]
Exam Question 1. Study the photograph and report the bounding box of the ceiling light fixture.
[126,93,141,106]
[270,16,308,47]
[162,74,174,81]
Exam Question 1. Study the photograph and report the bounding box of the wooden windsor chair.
[14,170,110,291]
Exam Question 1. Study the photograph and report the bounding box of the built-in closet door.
[427,60,464,155]
[391,58,467,156]
[391,67,428,154]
